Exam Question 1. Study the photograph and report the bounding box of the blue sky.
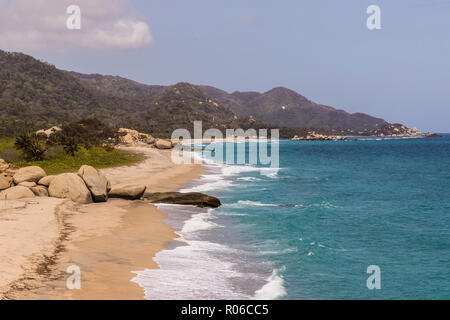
[5,0,450,132]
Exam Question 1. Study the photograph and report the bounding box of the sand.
[0,147,203,300]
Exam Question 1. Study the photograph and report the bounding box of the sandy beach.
[0,147,203,300]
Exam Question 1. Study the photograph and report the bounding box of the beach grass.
[0,137,145,175]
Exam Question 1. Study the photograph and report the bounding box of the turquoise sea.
[133,135,450,300]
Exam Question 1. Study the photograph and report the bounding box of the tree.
[14,133,46,161]
[62,136,80,156]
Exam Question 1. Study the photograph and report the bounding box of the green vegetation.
[14,133,46,161]
[0,118,144,175]
[13,147,144,175]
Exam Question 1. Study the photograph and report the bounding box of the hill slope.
[0,50,258,137]
[1,49,387,138]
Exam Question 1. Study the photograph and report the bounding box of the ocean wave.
[225,200,304,209]
[181,177,232,193]
[260,247,298,255]
[253,267,287,300]
[225,200,278,208]
[181,209,221,233]
[237,177,262,182]
[132,239,250,300]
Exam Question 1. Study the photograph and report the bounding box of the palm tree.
[14,133,46,161]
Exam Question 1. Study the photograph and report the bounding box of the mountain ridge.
[1,49,388,138]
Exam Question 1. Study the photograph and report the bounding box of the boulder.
[108,185,146,200]
[77,165,110,202]
[156,139,173,149]
[38,175,56,186]
[48,173,92,204]
[0,173,13,191]
[144,192,221,208]
[0,159,19,176]
[118,128,155,146]
[0,186,35,200]
[13,166,46,184]
[18,181,37,188]
[30,185,49,197]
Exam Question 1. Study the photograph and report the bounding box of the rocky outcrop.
[48,173,93,204]
[30,185,49,197]
[77,165,110,202]
[0,186,35,200]
[13,166,47,184]
[155,139,173,149]
[292,131,346,141]
[145,192,221,208]
[38,175,56,186]
[368,124,438,138]
[108,185,146,200]
[118,128,155,146]
[36,126,62,137]
[0,173,13,191]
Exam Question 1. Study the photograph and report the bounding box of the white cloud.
[0,0,153,51]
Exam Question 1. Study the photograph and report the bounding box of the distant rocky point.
[291,124,439,141]
[368,123,438,138]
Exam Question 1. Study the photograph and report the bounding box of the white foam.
[132,239,250,300]
[225,200,278,208]
[181,209,220,233]
[253,268,287,300]
[237,177,262,182]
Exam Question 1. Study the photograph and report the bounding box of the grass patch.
[0,137,145,175]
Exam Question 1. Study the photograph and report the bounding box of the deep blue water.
[135,135,450,300]
[198,135,450,299]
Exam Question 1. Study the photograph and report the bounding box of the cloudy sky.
[1,0,449,131]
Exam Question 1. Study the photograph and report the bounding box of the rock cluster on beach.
[0,160,146,204]
[117,128,175,150]
[0,159,221,208]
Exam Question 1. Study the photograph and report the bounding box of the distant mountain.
[203,87,387,131]
[0,49,387,138]
[0,50,261,137]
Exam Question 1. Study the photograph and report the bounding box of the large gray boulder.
[38,175,56,187]
[30,185,49,197]
[144,192,221,208]
[13,166,46,184]
[48,173,92,204]
[0,186,35,200]
[0,173,13,191]
[77,165,110,202]
[108,185,146,200]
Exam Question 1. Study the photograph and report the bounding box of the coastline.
[0,147,203,300]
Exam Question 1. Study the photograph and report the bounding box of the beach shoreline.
[0,147,203,300]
